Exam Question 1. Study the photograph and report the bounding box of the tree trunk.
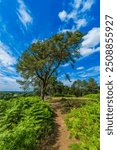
[41,84,46,100]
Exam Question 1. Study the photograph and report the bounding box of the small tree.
[72,80,83,96]
[87,78,99,94]
[16,31,83,100]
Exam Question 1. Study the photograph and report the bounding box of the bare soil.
[41,102,79,150]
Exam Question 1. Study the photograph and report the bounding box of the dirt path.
[47,102,78,150]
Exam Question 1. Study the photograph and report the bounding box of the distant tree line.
[34,77,100,97]
[0,92,34,100]
[0,77,99,100]
[71,78,99,96]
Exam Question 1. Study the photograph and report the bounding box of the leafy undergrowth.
[83,93,100,99]
[60,98,87,112]
[65,94,100,150]
[69,143,80,150]
[0,97,54,150]
[49,94,99,116]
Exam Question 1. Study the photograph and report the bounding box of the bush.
[65,96,100,150]
[69,143,80,150]
[83,93,100,100]
[60,98,87,112]
[0,97,53,150]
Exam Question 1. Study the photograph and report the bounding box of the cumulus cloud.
[80,27,100,56]
[17,0,33,27]
[0,41,22,91]
[80,47,99,56]
[0,41,16,67]
[58,0,94,30]
[75,19,87,29]
[58,10,67,21]
[82,27,100,47]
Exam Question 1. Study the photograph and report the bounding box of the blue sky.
[0,0,100,91]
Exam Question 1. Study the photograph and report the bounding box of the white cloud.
[32,38,38,44]
[0,73,21,91]
[58,65,100,86]
[81,0,94,12]
[76,66,84,70]
[61,63,70,67]
[17,0,32,27]
[87,66,100,72]
[73,0,82,9]
[58,0,94,31]
[80,27,100,56]
[58,10,67,21]
[60,79,76,86]
[75,18,87,29]
[7,67,16,72]
[79,66,100,78]
[80,47,93,56]
[59,27,100,57]
[80,47,100,56]
[0,41,16,67]
[0,41,18,92]
[67,10,77,20]
[82,27,100,47]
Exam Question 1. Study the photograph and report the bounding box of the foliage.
[0,92,14,100]
[69,143,80,150]
[1,78,99,101]
[46,78,99,97]
[34,77,99,98]
[83,93,100,99]
[0,92,34,100]
[65,94,100,150]
[87,78,100,94]
[71,78,99,97]
[16,31,83,99]
[60,98,87,112]
[0,97,53,150]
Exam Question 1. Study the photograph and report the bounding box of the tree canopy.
[71,78,99,97]
[17,31,83,99]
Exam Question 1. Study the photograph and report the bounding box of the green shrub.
[60,97,90,112]
[0,97,53,150]
[69,143,80,150]
[65,97,100,150]
[83,93,100,100]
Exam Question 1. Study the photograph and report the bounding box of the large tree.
[16,31,83,100]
